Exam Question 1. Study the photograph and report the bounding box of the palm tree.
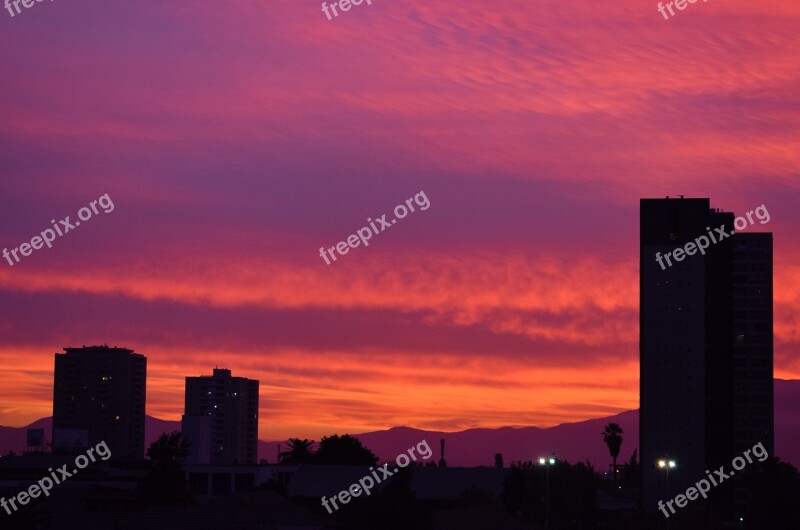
[279,438,315,464]
[602,423,624,489]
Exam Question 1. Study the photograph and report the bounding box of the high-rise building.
[52,345,147,460]
[640,197,773,520]
[182,368,259,465]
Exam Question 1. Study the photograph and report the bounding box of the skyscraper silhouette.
[640,198,773,520]
[182,368,259,464]
[52,345,147,460]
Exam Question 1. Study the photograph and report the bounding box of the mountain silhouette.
[3,379,797,469]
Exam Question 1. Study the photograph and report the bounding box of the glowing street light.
[539,455,556,529]
[658,459,676,469]
[657,459,677,529]
[658,459,677,502]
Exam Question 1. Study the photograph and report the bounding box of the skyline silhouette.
[2,0,800,526]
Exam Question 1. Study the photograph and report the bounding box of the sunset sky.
[1,0,798,441]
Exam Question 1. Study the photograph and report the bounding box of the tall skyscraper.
[52,345,147,460]
[640,197,773,521]
[182,368,259,465]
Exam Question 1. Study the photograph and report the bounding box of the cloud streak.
[0,0,798,439]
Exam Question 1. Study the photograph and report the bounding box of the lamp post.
[658,459,676,529]
[657,459,676,495]
[539,455,555,529]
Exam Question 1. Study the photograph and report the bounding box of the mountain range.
[2,379,797,469]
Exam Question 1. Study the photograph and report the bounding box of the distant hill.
[0,416,182,456]
[0,417,52,455]
[356,411,639,470]
[265,379,800,469]
[3,380,797,469]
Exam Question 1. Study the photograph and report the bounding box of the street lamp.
[539,456,556,529]
[658,459,676,528]
[658,459,676,494]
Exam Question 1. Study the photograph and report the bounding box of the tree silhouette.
[146,431,190,470]
[502,459,596,526]
[623,449,640,488]
[315,434,378,465]
[495,452,504,468]
[746,457,800,529]
[501,465,527,517]
[337,465,433,530]
[279,438,315,464]
[601,423,624,489]
[137,431,191,505]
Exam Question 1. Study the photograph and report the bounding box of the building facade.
[52,345,147,460]
[640,198,773,520]
[183,368,259,465]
